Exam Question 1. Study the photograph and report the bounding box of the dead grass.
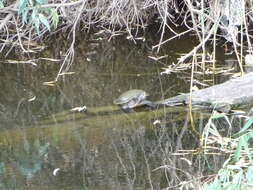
[0,0,253,80]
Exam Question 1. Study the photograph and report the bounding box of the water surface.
[0,28,239,189]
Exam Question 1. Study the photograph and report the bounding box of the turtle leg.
[142,100,157,109]
[121,105,135,113]
[122,108,135,113]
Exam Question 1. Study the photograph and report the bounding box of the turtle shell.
[113,89,148,106]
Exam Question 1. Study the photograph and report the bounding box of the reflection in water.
[15,140,49,179]
[0,30,237,189]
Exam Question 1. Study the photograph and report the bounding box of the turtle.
[113,89,155,112]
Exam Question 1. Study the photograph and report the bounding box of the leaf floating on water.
[148,55,168,61]
[53,168,60,176]
[71,106,87,112]
[58,72,76,76]
[43,81,57,86]
[39,58,62,62]
[28,96,36,102]
[153,120,161,125]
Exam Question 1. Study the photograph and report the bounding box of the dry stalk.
[175,16,220,69]
[56,0,87,81]
[155,0,178,52]
[0,0,252,78]
[185,0,202,41]
[0,1,19,31]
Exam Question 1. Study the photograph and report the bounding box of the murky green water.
[0,28,241,189]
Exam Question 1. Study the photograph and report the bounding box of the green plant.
[201,114,253,189]
[201,164,253,190]
[18,0,59,35]
[0,0,4,8]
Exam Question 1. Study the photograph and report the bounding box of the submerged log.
[39,73,253,127]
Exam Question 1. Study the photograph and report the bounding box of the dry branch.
[0,1,19,31]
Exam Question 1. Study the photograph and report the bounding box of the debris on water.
[53,168,60,176]
[153,119,161,125]
[6,59,37,66]
[160,67,173,75]
[43,80,57,86]
[58,72,76,76]
[160,62,191,75]
[28,96,36,102]
[71,106,87,112]
[148,55,168,61]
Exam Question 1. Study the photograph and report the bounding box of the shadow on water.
[0,27,241,189]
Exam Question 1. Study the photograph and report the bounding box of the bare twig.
[176,18,220,66]
[0,0,19,31]
[55,0,87,81]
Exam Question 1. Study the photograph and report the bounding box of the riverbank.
[1,0,252,71]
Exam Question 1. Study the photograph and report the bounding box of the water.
[0,28,237,189]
